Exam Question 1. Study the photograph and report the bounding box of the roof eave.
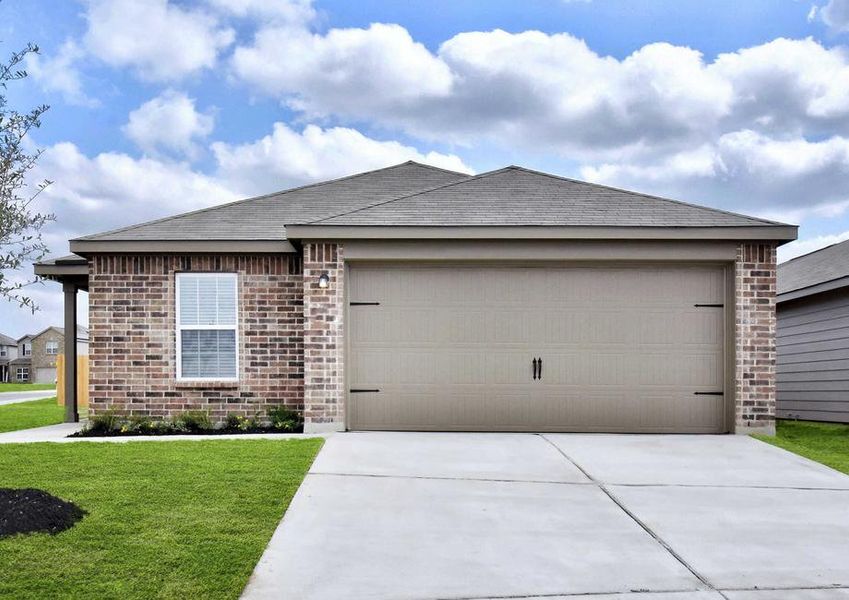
[777,275,849,304]
[284,224,799,243]
[69,239,298,255]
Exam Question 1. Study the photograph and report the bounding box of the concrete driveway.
[242,433,849,600]
[0,389,56,406]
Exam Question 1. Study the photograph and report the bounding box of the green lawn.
[0,397,64,433]
[755,420,849,476]
[0,439,323,599]
[0,383,56,392]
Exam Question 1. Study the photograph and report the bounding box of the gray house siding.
[777,288,849,423]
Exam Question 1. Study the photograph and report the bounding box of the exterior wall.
[302,243,346,432]
[88,254,303,421]
[31,328,63,376]
[734,242,778,434]
[776,288,849,424]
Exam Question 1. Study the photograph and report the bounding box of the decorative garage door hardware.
[532,357,543,380]
[350,389,380,393]
[350,301,380,306]
[694,303,724,307]
[693,391,724,395]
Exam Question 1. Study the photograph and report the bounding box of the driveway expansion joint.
[309,471,597,485]
[538,434,726,599]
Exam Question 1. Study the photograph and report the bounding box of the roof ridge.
[503,165,792,227]
[779,238,849,266]
[73,161,468,242]
[307,166,511,224]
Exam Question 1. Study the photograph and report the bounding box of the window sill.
[175,380,240,389]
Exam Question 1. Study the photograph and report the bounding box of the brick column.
[303,243,345,432]
[735,242,777,434]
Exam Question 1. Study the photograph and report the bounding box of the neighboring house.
[36,162,797,433]
[0,333,18,383]
[0,328,89,384]
[10,334,34,383]
[777,240,849,423]
[29,326,90,384]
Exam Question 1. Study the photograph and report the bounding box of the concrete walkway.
[242,432,849,600]
[0,389,57,406]
[0,420,330,443]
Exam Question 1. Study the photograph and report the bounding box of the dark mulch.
[0,488,87,538]
[70,426,303,438]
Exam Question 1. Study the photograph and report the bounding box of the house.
[776,239,849,423]
[0,327,89,384]
[0,333,17,382]
[35,162,797,433]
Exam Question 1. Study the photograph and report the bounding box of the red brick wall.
[88,254,303,421]
[735,242,778,433]
[302,243,345,431]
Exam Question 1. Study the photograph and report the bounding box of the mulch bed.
[70,426,303,438]
[0,488,86,538]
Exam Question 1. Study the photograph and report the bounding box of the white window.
[176,273,238,380]
[17,367,28,382]
[22,343,30,357]
[46,341,59,355]
[0,347,5,357]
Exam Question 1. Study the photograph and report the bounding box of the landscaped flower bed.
[71,407,304,437]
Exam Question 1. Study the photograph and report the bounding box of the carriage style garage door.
[348,264,727,433]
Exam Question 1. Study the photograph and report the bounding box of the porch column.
[63,281,79,423]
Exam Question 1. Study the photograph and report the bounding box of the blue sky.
[3,0,849,336]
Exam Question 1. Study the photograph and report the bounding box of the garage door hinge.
[350,389,380,393]
[350,301,380,306]
[694,303,724,307]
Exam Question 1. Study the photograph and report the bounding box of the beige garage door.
[348,264,726,433]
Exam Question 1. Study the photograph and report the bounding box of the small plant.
[267,407,303,432]
[87,411,121,434]
[175,410,213,433]
[125,416,154,434]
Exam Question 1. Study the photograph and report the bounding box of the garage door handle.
[532,358,538,380]
[538,357,542,380]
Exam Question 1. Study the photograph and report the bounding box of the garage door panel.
[349,265,726,432]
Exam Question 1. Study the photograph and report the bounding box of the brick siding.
[88,255,303,420]
[735,242,778,433]
[302,243,346,431]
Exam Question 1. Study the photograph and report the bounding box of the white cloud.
[212,122,472,195]
[581,130,849,221]
[206,0,315,24]
[779,229,849,262]
[231,23,454,119]
[123,90,214,158]
[24,40,98,107]
[83,0,235,81]
[822,0,849,33]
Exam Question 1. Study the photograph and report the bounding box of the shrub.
[268,407,303,432]
[124,416,154,434]
[175,410,213,433]
[223,412,261,431]
[87,411,121,434]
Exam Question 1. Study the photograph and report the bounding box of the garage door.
[348,264,726,433]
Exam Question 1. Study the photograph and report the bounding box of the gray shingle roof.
[74,162,469,242]
[313,166,784,227]
[0,333,16,346]
[779,239,849,295]
[73,162,789,245]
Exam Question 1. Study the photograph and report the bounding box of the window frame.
[17,367,28,382]
[22,343,30,357]
[46,341,59,355]
[175,272,239,382]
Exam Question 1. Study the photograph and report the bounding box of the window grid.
[176,273,239,381]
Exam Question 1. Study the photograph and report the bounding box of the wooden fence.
[56,354,89,408]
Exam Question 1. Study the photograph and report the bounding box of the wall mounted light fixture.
[318,272,330,289]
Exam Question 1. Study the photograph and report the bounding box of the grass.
[0,397,65,434]
[754,419,849,476]
[0,383,56,392]
[0,439,323,599]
